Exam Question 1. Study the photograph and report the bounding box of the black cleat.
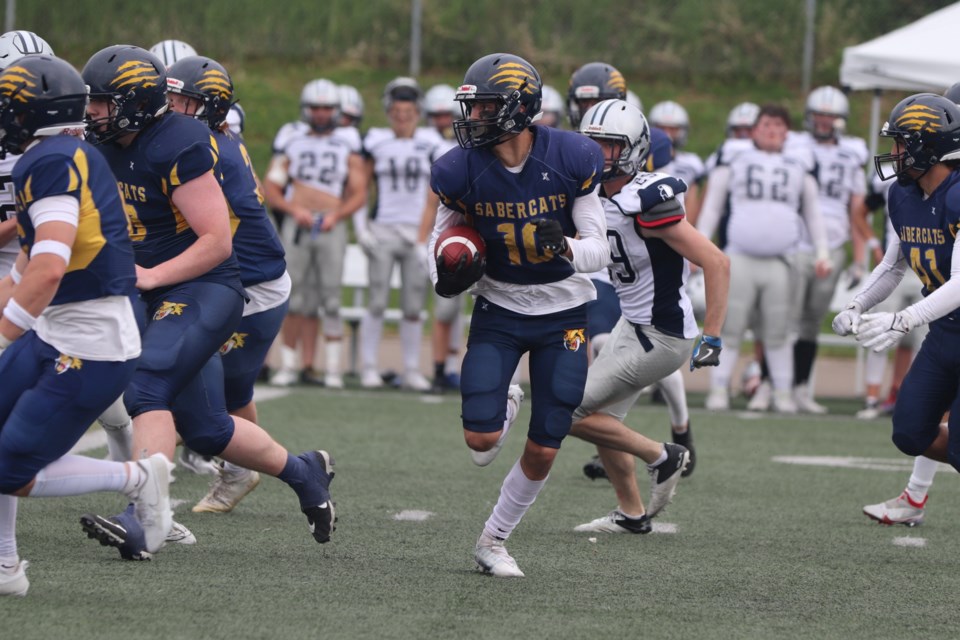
[582,455,609,481]
[671,423,695,478]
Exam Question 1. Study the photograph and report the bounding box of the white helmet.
[0,30,53,70]
[805,85,849,140]
[579,99,651,181]
[300,79,340,130]
[424,84,457,115]
[339,84,364,124]
[382,76,422,112]
[148,39,197,68]
[649,100,690,149]
[538,84,564,126]
[726,102,760,137]
[625,90,643,112]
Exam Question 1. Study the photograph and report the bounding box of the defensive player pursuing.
[429,53,610,577]
[570,99,729,534]
[0,56,171,595]
[78,46,335,558]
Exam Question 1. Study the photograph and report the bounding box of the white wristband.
[9,262,21,284]
[866,237,881,250]
[3,298,37,331]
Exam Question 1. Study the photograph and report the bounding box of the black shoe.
[574,509,652,534]
[671,424,695,478]
[298,450,337,543]
[582,455,609,481]
[647,443,690,517]
[80,506,152,561]
[299,368,324,386]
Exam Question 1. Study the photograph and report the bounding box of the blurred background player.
[649,100,705,221]
[566,61,628,130]
[264,79,365,388]
[357,77,438,390]
[538,84,565,128]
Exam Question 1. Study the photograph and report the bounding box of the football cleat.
[269,368,299,387]
[0,560,28,597]
[582,455,609,481]
[299,450,337,543]
[793,383,827,414]
[474,534,524,577]
[705,387,730,411]
[574,510,651,534]
[746,381,771,411]
[671,424,696,478]
[192,467,261,513]
[299,368,325,386]
[360,369,384,389]
[471,385,523,467]
[81,505,153,561]
[178,447,219,476]
[771,389,798,414]
[401,371,432,392]
[166,520,197,545]
[647,443,689,517]
[863,491,926,527]
[324,372,344,389]
[134,453,174,554]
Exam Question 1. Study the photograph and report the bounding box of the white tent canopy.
[840,2,960,92]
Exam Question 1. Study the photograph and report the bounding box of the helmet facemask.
[875,129,931,185]
[453,83,531,149]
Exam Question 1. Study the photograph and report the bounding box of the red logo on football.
[435,225,486,270]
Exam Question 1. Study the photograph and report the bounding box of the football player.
[0,56,171,594]
[566,61,627,129]
[357,77,439,391]
[571,99,729,534]
[538,84,564,128]
[166,55,291,513]
[698,104,829,413]
[79,46,336,557]
[428,53,610,577]
[263,79,365,389]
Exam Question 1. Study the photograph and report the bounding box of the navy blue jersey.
[13,136,137,305]
[213,129,286,287]
[431,125,604,285]
[97,112,242,296]
[888,170,960,331]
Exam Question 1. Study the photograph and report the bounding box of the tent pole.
[868,89,882,158]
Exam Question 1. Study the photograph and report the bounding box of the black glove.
[534,218,568,254]
[435,252,485,298]
[690,334,722,371]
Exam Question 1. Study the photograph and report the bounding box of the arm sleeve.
[696,166,730,241]
[568,189,610,273]
[904,229,960,325]
[27,194,80,228]
[427,203,467,284]
[851,236,908,312]
[801,174,829,259]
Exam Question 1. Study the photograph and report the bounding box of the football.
[435,225,486,270]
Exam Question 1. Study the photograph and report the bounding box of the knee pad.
[891,429,931,458]
[181,415,235,457]
[98,395,131,430]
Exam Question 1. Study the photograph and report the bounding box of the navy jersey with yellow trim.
[430,125,604,285]
[13,135,136,305]
[97,112,241,295]
[888,170,960,331]
[214,129,286,287]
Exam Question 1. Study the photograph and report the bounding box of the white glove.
[856,309,919,352]
[415,243,429,270]
[832,301,863,336]
[356,229,377,256]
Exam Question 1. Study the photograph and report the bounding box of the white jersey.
[280,127,361,199]
[724,147,810,257]
[663,150,705,188]
[604,172,698,338]
[364,126,438,225]
[797,142,866,252]
[787,130,870,166]
[0,152,19,275]
[421,127,458,161]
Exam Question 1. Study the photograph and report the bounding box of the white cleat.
[647,443,690,517]
[166,520,197,545]
[192,467,261,513]
[401,371,431,392]
[474,534,524,577]
[746,381,771,411]
[863,491,926,526]
[471,385,524,467]
[134,453,174,555]
[0,560,28,597]
[771,390,798,414]
[574,510,651,534]
[361,369,384,389]
[324,372,344,389]
[793,384,827,414]
[269,368,299,387]
[178,448,219,476]
[705,387,729,411]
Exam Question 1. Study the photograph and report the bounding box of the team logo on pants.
[562,328,586,352]
[153,301,188,321]
[54,354,83,375]
[219,332,248,355]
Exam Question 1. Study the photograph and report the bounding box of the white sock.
[28,455,133,497]
[0,494,18,564]
[905,456,939,503]
[98,395,133,462]
[325,339,342,375]
[359,313,383,371]
[445,353,459,374]
[278,344,298,373]
[648,445,667,469]
[764,343,794,391]
[448,312,464,354]
[656,370,689,429]
[483,459,547,541]
[323,314,343,339]
[710,338,740,390]
[399,318,423,374]
[864,349,888,386]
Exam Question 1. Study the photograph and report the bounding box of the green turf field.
[6,385,958,639]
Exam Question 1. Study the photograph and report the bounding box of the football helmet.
[338,84,364,125]
[382,76,422,112]
[0,30,53,70]
[148,39,197,68]
[567,62,627,129]
[625,90,643,112]
[166,56,234,130]
[726,102,759,138]
[425,84,457,116]
[539,84,564,127]
[943,82,960,106]
[579,99,650,181]
[453,53,542,149]
[0,55,87,156]
[875,93,960,185]
[300,79,340,132]
[649,100,690,149]
[82,45,168,144]
[805,86,849,141]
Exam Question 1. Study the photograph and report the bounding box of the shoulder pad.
[615,173,687,228]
